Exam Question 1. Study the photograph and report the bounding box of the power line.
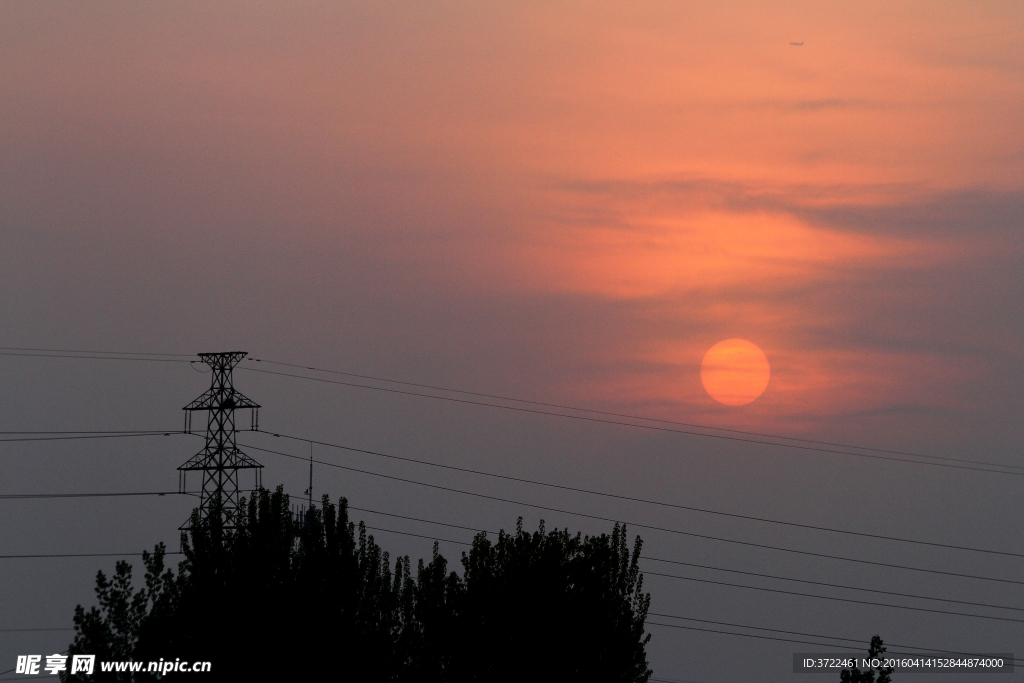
[247,357,1024,473]
[5,345,1019,474]
[348,505,491,535]
[12,479,1015,619]
[0,551,183,559]
[339,504,1024,613]
[0,433,178,444]
[0,430,178,435]
[325,517,1024,658]
[240,366,1024,478]
[642,570,1024,623]
[646,621,1017,667]
[363,525,471,547]
[262,431,1023,558]
[0,492,186,500]
[6,345,1019,474]
[241,441,1024,586]
[646,614,1024,662]
[5,485,1019,622]
[0,346,193,357]
[50,474,998,623]
[647,620,1018,659]
[0,627,74,632]
[3,350,1018,641]
[306,448,1024,610]
[12,525,1011,660]
[645,620,877,651]
[8,495,1015,667]
[642,560,1023,612]
[370,518,1024,626]
[0,351,191,363]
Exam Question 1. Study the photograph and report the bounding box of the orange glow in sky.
[1,0,1020,436]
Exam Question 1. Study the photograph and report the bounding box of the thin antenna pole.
[308,441,313,511]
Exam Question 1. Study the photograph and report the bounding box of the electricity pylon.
[178,351,261,529]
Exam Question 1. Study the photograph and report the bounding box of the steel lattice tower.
[179,352,261,529]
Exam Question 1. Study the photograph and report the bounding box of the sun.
[701,339,770,406]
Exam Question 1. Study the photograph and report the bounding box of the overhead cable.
[0,346,193,357]
[242,441,1024,586]
[0,351,190,363]
[330,516,1024,660]
[0,430,178,435]
[263,431,1023,558]
[0,433,178,444]
[246,357,1024,472]
[239,366,1024,477]
[0,492,185,500]
[350,505,1023,612]
[8,495,1016,664]
[6,346,1017,473]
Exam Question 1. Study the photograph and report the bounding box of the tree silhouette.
[451,518,650,682]
[840,636,893,683]
[64,487,652,682]
[64,545,180,682]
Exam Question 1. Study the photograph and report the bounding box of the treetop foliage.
[65,486,652,683]
[840,636,894,683]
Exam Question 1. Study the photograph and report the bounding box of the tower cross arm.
[183,387,260,411]
[178,448,263,471]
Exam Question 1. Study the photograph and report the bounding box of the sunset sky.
[2,2,1023,680]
